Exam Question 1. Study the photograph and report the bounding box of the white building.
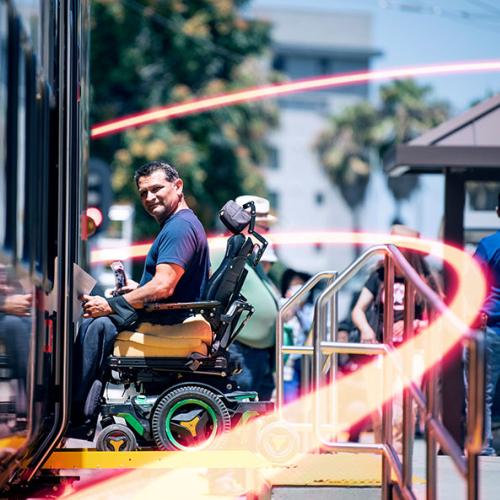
[251,7,382,274]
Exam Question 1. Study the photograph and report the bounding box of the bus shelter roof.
[384,93,500,180]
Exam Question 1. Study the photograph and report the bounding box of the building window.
[319,57,330,75]
[266,145,279,170]
[273,55,286,72]
[315,192,324,205]
[467,182,500,211]
[268,191,279,211]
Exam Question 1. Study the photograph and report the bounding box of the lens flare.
[67,234,486,498]
[90,59,500,138]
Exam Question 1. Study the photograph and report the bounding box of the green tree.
[316,101,379,234]
[90,0,278,238]
[315,79,450,227]
[378,80,450,218]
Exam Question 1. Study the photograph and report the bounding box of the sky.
[252,0,500,113]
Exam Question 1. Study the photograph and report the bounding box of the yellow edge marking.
[43,450,270,469]
[0,434,27,450]
[42,449,403,488]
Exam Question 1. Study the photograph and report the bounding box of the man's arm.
[81,263,184,318]
[122,263,184,308]
[351,287,377,343]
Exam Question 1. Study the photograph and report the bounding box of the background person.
[467,193,500,456]
[280,268,313,402]
[221,195,280,401]
[351,225,439,452]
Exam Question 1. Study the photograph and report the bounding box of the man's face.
[137,170,183,224]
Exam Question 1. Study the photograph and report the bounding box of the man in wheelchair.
[70,161,272,450]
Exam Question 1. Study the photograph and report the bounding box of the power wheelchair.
[86,200,274,452]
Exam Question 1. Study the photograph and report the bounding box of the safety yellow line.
[43,449,408,488]
[43,450,270,469]
[0,434,27,450]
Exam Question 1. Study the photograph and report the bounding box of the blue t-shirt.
[138,208,210,325]
[474,231,500,334]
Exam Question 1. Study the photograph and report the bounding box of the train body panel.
[0,0,89,490]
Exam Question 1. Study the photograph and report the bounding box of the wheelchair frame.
[84,201,274,452]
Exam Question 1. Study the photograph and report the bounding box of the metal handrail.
[275,271,337,413]
[309,244,484,500]
[274,244,484,499]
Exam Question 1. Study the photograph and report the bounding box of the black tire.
[96,423,138,451]
[257,421,300,464]
[151,385,231,451]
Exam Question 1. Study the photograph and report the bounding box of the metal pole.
[402,280,415,491]
[426,310,438,500]
[276,302,285,415]
[382,255,394,499]
[313,294,327,442]
[466,331,485,500]
[329,288,338,441]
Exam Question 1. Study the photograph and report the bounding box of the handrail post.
[382,254,394,500]
[466,330,485,500]
[313,294,327,442]
[329,285,338,440]
[275,271,337,416]
[276,302,285,416]
[426,310,438,500]
[402,280,415,491]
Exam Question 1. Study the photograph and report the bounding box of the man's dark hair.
[134,160,179,187]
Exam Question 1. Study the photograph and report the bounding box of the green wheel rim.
[165,398,219,451]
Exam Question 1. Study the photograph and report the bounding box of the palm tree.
[377,80,450,220]
[316,101,379,238]
[316,80,451,230]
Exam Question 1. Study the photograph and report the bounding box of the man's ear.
[175,178,183,193]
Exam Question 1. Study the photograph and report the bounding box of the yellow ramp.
[44,449,384,487]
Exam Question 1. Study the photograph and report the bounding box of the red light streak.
[90,60,500,139]
[90,231,450,263]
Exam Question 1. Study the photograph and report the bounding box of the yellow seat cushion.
[113,315,213,358]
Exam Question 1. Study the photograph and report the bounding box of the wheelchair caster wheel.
[96,423,138,451]
[257,421,300,464]
[152,385,231,451]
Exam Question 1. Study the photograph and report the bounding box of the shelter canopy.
[385,94,500,180]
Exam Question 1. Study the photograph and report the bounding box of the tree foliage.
[315,79,450,219]
[90,0,278,237]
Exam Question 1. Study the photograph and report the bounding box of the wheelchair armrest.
[221,299,254,323]
[144,300,221,312]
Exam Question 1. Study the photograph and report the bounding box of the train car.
[0,0,89,493]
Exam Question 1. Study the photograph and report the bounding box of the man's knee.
[78,316,118,348]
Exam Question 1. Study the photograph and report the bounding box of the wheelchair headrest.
[219,200,251,234]
[219,200,269,266]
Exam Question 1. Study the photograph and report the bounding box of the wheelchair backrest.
[202,233,253,309]
[201,200,269,352]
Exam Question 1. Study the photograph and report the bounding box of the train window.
[4,13,21,258]
[15,37,26,263]
[35,80,50,281]
[0,3,7,250]
[22,49,36,269]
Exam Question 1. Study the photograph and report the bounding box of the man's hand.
[81,295,113,318]
[360,328,377,344]
[393,320,405,343]
[2,294,32,316]
[114,278,139,295]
